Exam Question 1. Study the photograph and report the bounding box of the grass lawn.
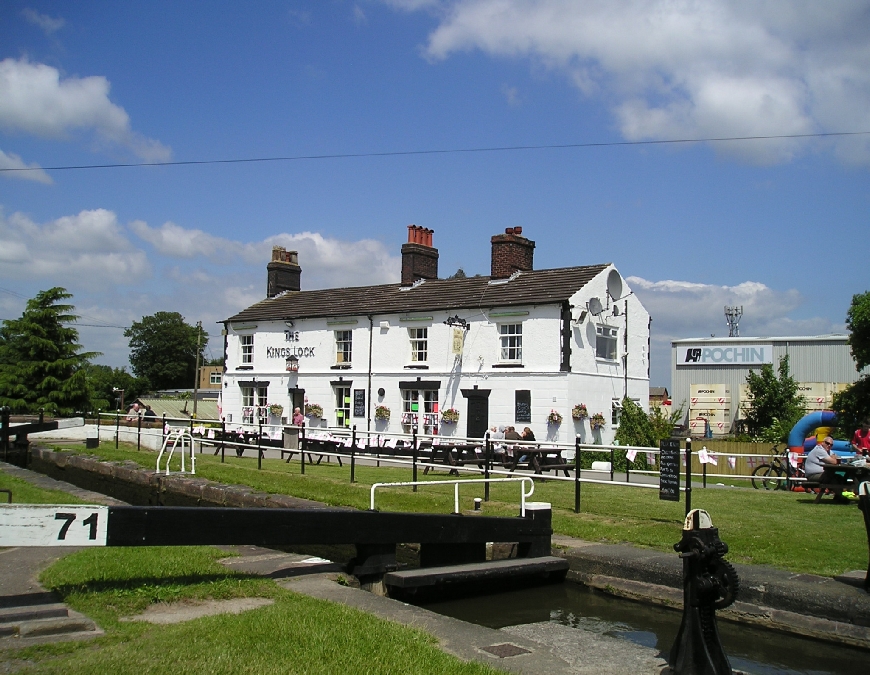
[0,471,85,506]
[37,443,870,576]
[2,546,505,675]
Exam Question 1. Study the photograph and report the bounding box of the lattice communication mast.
[724,306,743,338]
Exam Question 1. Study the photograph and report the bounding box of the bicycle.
[751,446,806,491]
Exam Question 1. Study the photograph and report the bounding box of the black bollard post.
[574,436,582,513]
[858,481,870,592]
[220,419,226,463]
[137,413,142,451]
[685,438,692,517]
[669,509,739,675]
[257,421,262,470]
[1,407,9,463]
[115,410,120,449]
[300,425,306,475]
[96,409,101,447]
[350,425,356,483]
[412,428,418,492]
[484,432,491,502]
[609,447,615,483]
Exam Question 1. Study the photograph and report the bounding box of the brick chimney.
[491,227,535,279]
[267,246,302,297]
[401,225,439,286]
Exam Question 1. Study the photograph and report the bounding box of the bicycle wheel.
[752,464,782,490]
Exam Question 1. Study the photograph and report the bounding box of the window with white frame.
[241,385,268,425]
[409,327,428,362]
[209,372,222,385]
[499,323,522,362]
[401,389,438,432]
[335,386,350,427]
[596,324,618,361]
[240,334,254,364]
[335,330,352,364]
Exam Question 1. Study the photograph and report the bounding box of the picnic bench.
[502,446,572,477]
[813,463,870,503]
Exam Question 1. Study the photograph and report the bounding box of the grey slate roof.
[225,264,611,323]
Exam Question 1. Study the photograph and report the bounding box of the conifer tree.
[0,288,99,415]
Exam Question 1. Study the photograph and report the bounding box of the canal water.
[422,583,868,674]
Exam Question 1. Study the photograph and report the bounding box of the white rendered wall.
[223,266,649,444]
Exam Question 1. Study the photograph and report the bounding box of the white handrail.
[370,477,534,515]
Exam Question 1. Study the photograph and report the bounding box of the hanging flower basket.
[304,403,323,418]
[571,404,588,420]
[590,413,606,430]
[269,404,284,417]
[374,405,391,421]
[547,409,563,425]
[441,408,460,424]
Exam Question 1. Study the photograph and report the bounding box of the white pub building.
[221,226,650,444]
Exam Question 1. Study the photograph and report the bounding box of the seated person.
[805,436,847,503]
[851,421,870,457]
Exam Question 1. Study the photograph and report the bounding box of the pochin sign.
[680,344,772,366]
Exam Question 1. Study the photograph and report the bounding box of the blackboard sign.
[659,438,681,502]
[515,390,531,423]
[353,389,365,417]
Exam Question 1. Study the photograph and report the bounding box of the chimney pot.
[505,227,514,235]
[514,226,522,235]
[401,227,439,285]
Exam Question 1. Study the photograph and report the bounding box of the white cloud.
[21,8,65,35]
[394,0,870,164]
[0,58,171,161]
[0,209,151,289]
[129,220,401,288]
[0,149,52,184]
[502,84,521,106]
[353,5,368,24]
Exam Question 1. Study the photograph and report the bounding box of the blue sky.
[1,1,868,388]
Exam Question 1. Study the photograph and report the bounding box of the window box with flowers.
[547,409,563,425]
[304,403,323,419]
[441,408,460,424]
[590,413,606,430]
[571,404,588,420]
[268,404,284,417]
[374,405,391,421]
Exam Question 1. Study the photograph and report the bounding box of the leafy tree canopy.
[124,312,207,391]
[82,364,148,412]
[614,398,656,447]
[0,287,99,415]
[743,355,805,442]
[846,291,870,371]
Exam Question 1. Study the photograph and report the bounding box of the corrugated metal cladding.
[670,336,868,428]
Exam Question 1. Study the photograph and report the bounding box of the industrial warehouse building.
[220,226,650,444]
[670,335,867,436]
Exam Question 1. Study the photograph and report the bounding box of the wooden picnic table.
[503,446,572,477]
[813,462,870,503]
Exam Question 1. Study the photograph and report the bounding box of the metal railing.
[370,476,534,514]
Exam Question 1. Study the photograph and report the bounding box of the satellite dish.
[607,269,623,301]
[588,297,603,316]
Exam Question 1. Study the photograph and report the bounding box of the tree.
[614,398,656,447]
[846,291,870,370]
[82,364,147,412]
[743,355,805,441]
[124,312,207,391]
[0,288,99,415]
[833,290,870,433]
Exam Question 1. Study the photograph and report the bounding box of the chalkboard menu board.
[515,390,531,423]
[353,389,365,417]
[659,438,681,502]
